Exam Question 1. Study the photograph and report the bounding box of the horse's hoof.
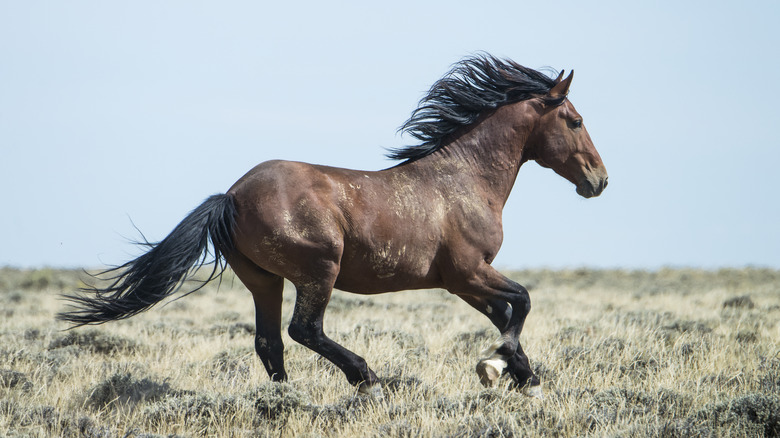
[358,382,384,400]
[476,358,507,388]
[522,384,544,400]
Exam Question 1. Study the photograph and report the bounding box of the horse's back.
[226,159,444,292]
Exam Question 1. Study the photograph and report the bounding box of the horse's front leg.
[458,295,542,396]
[448,263,542,397]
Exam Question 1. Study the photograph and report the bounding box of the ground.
[0,267,778,437]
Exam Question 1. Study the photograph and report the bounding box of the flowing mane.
[389,54,564,162]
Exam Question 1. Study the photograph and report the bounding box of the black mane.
[389,54,564,162]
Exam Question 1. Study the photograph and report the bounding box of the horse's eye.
[572,119,583,129]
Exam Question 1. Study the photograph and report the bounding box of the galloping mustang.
[59,54,608,399]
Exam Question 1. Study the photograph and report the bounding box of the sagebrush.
[1,267,778,437]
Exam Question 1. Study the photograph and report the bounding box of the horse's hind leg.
[286,263,381,397]
[228,252,287,381]
[458,295,541,396]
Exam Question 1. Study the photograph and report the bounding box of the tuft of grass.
[248,381,313,420]
[694,392,780,436]
[142,391,253,431]
[0,369,33,391]
[84,372,176,412]
[48,329,139,355]
[723,294,756,309]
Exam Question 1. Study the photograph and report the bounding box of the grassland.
[0,267,778,437]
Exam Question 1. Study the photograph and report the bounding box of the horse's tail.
[58,194,237,327]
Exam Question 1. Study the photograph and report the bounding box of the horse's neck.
[408,104,535,207]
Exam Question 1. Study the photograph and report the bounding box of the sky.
[1,1,778,270]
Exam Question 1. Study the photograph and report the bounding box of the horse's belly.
[334,243,439,294]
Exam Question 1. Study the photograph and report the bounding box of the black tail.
[58,194,237,326]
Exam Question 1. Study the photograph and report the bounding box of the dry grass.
[1,267,778,437]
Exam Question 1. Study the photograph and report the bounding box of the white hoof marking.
[483,358,507,375]
[476,358,507,387]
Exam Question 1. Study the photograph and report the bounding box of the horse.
[58,54,608,399]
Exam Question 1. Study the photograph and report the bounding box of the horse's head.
[526,71,608,198]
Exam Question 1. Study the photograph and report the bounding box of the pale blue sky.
[1,1,778,269]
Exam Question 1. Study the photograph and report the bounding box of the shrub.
[85,372,174,411]
[48,330,139,355]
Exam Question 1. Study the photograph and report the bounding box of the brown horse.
[59,55,607,398]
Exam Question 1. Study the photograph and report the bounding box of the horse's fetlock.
[495,343,516,358]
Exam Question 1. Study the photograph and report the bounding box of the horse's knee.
[514,286,531,315]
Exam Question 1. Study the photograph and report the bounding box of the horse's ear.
[554,70,565,84]
[549,70,574,98]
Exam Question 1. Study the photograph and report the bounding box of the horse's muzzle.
[576,172,608,198]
